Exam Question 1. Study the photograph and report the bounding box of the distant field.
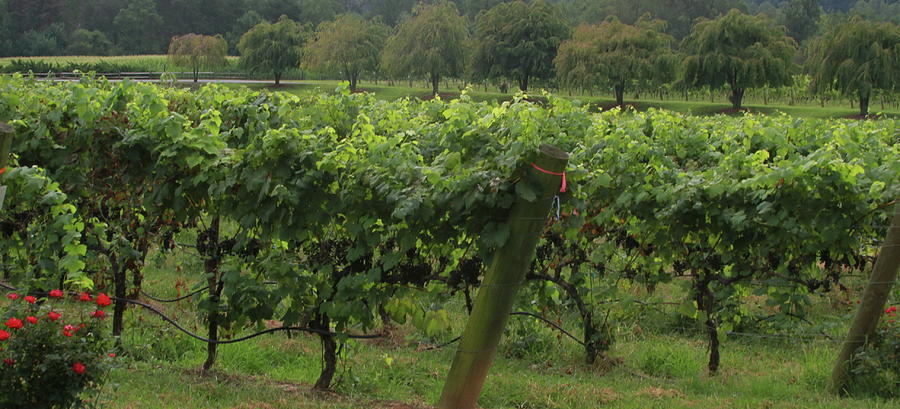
[0,55,240,71]
[2,55,899,119]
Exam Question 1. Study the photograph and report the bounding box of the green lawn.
[82,241,897,409]
[3,55,897,119]
[224,80,900,119]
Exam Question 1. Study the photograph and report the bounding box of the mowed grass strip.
[2,55,897,118]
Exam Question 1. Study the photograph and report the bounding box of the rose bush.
[1,290,115,408]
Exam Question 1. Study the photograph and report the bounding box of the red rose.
[4,358,14,367]
[24,296,36,304]
[96,293,111,307]
[78,292,92,302]
[108,353,116,358]
[48,311,62,321]
[64,324,76,332]
[62,329,73,337]
[49,289,64,299]
[0,330,9,341]
[72,362,86,374]
[91,310,106,319]
[4,318,23,330]
[6,293,18,300]
[26,316,37,325]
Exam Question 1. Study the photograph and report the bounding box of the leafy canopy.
[238,15,308,84]
[168,33,228,80]
[808,16,900,111]
[555,16,676,99]
[380,1,468,93]
[471,0,569,91]
[303,14,389,91]
[681,9,797,107]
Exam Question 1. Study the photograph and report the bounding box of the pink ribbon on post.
[530,162,566,193]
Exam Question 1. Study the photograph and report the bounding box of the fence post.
[828,201,900,394]
[0,122,13,211]
[438,144,569,409]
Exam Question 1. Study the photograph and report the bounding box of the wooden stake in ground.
[0,122,13,211]
[829,201,900,394]
[438,144,569,409]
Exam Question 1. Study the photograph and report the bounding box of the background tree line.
[0,0,892,57]
[0,0,897,116]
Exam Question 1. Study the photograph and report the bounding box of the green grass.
[101,323,897,409]
[86,241,898,409]
[4,55,898,118]
[221,80,900,119]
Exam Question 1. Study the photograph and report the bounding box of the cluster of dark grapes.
[448,257,482,291]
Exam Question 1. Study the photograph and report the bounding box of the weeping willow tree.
[555,15,677,107]
[167,34,228,82]
[681,9,797,109]
[303,14,389,92]
[470,0,569,92]
[380,1,469,96]
[238,16,308,86]
[808,16,900,117]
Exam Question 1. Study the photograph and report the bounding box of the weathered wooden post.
[829,201,900,394]
[438,144,569,409]
[0,122,13,211]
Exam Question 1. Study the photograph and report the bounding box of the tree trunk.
[431,72,440,96]
[695,275,720,374]
[859,92,870,117]
[378,304,393,332]
[313,314,337,390]
[527,271,605,365]
[583,310,600,365]
[112,258,127,338]
[202,216,221,372]
[274,72,281,86]
[193,66,199,83]
[730,87,745,109]
[829,202,900,394]
[519,75,529,92]
[349,73,358,92]
[614,83,625,108]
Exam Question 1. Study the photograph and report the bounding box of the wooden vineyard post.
[438,144,569,409]
[0,122,12,211]
[828,201,900,394]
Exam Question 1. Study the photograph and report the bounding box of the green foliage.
[849,0,900,25]
[381,1,469,95]
[0,166,90,290]
[113,0,164,54]
[682,9,797,109]
[19,23,66,57]
[846,307,899,398]
[225,10,264,55]
[0,292,115,408]
[779,0,821,42]
[3,75,897,389]
[303,14,389,91]
[808,16,900,116]
[65,29,115,56]
[238,15,309,85]
[470,0,570,91]
[559,0,747,39]
[167,33,228,82]
[555,16,677,106]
